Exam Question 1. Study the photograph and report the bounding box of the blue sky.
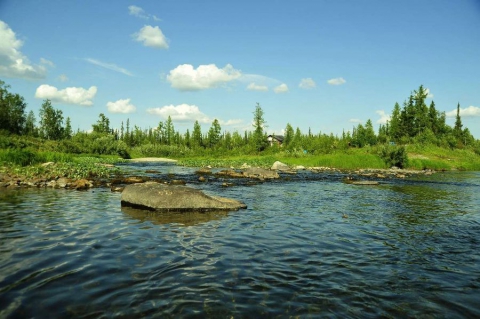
[1,0,479,138]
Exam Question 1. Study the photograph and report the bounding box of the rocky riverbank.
[0,160,436,192]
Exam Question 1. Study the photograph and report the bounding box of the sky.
[1,0,480,138]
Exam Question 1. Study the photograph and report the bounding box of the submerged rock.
[242,167,280,179]
[350,181,380,186]
[121,182,247,212]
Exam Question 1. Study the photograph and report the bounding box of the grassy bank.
[176,145,480,171]
[405,144,480,171]
[0,149,125,180]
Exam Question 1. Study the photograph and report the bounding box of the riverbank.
[0,144,478,190]
[175,145,480,171]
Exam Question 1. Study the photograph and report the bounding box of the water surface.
[1,164,479,318]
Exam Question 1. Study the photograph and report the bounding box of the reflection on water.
[0,168,479,318]
[122,206,230,226]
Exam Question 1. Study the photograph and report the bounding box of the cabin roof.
[268,134,284,142]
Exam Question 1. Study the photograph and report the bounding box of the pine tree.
[192,120,202,148]
[207,119,222,148]
[413,85,429,134]
[454,103,463,140]
[252,103,267,151]
[284,123,294,147]
[364,119,377,145]
[64,117,72,139]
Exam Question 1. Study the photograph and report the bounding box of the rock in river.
[121,182,247,212]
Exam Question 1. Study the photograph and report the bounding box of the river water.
[1,162,479,318]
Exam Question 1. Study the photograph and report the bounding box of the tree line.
[1,80,478,158]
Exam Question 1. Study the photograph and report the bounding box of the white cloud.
[446,105,480,118]
[40,58,54,67]
[147,104,211,123]
[247,82,268,92]
[107,98,136,114]
[376,110,390,124]
[128,5,147,18]
[327,77,346,85]
[299,78,316,89]
[133,25,168,49]
[221,119,244,126]
[57,74,68,82]
[274,83,289,93]
[425,88,434,98]
[128,5,161,21]
[0,20,47,79]
[85,58,133,76]
[35,84,97,106]
[349,119,362,123]
[167,64,241,91]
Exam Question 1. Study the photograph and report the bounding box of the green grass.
[405,144,480,171]
[177,145,480,171]
[176,151,387,170]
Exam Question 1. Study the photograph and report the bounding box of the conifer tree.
[252,103,267,151]
[454,103,463,140]
[192,120,202,148]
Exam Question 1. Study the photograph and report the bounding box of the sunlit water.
[1,163,479,318]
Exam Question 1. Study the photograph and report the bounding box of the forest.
[1,80,479,170]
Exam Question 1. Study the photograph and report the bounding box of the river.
[1,162,479,318]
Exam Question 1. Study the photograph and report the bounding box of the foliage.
[39,99,65,140]
[0,80,478,172]
[379,145,409,168]
[252,103,267,152]
[0,80,27,135]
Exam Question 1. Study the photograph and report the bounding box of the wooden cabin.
[267,135,284,146]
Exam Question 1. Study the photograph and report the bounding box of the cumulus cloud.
[85,58,133,76]
[327,77,346,85]
[446,105,480,118]
[107,98,136,114]
[274,83,289,93]
[147,104,211,123]
[167,64,241,91]
[246,82,268,92]
[299,78,316,89]
[35,84,97,106]
[376,110,390,124]
[133,25,168,49]
[0,20,47,79]
[128,5,161,21]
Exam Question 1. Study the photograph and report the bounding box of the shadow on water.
[121,206,230,227]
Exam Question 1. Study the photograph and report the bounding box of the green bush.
[0,148,40,166]
[379,145,408,169]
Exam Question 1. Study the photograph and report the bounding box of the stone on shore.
[271,161,290,171]
[121,182,247,212]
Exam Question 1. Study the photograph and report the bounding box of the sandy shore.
[127,157,178,163]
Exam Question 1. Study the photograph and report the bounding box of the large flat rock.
[121,182,247,212]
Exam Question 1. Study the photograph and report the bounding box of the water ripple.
[0,171,479,318]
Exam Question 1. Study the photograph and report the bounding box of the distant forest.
[1,80,478,158]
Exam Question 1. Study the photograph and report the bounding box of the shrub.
[379,145,408,169]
